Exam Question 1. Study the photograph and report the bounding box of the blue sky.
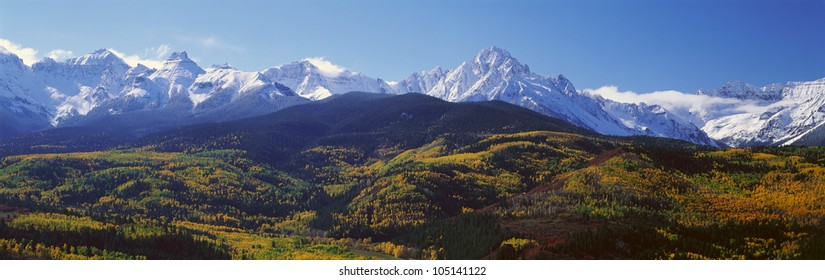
[0,0,823,93]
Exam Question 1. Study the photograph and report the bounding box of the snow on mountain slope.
[427,46,532,101]
[597,97,717,146]
[410,46,717,146]
[75,52,307,130]
[140,51,206,109]
[33,49,130,89]
[791,119,825,146]
[32,49,131,124]
[150,51,205,92]
[0,47,52,138]
[93,51,204,115]
[700,78,825,146]
[389,67,446,94]
[189,64,301,114]
[4,44,803,147]
[32,49,130,100]
[0,47,44,101]
[596,78,825,147]
[262,58,393,100]
[698,81,785,102]
[90,64,165,115]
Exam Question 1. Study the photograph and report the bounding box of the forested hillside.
[1,93,823,259]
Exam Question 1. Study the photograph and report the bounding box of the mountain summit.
[471,46,530,77]
[65,49,127,67]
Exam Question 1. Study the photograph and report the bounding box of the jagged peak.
[91,48,114,55]
[552,74,571,85]
[698,80,757,96]
[471,46,530,75]
[407,66,445,79]
[474,46,511,65]
[66,48,126,66]
[156,51,204,76]
[268,58,347,77]
[475,46,511,59]
[0,47,25,65]
[37,57,56,63]
[720,80,756,90]
[698,80,783,101]
[424,66,446,76]
[126,63,154,76]
[166,51,192,62]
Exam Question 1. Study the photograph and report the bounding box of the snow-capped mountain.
[187,63,304,120]
[32,49,131,124]
[0,49,306,135]
[101,64,163,113]
[11,44,822,147]
[402,46,718,146]
[389,67,447,95]
[150,51,205,101]
[258,47,716,146]
[262,59,394,100]
[597,97,716,145]
[698,80,785,102]
[0,45,719,146]
[698,78,825,146]
[92,51,205,115]
[72,52,305,129]
[0,46,52,138]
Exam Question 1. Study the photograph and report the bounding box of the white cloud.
[46,49,75,61]
[304,57,348,77]
[585,85,753,110]
[0,38,41,65]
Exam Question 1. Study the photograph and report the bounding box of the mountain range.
[1,45,822,147]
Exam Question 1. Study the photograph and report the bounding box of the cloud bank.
[585,85,745,110]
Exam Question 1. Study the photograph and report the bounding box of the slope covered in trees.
[1,92,823,259]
